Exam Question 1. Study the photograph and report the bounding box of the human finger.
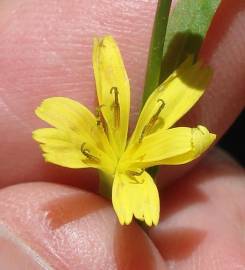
[0,181,165,269]
[150,148,245,269]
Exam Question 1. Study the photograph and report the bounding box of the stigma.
[96,105,109,136]
[81,143,100,163]
[139,99,165,142]
[110,87,120,128]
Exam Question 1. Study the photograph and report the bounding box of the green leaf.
[161,0,221,81]
[143,0,220,179]
[143,0,172,104]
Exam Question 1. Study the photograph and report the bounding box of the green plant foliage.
[143,0,220,178]
[143,0,172,104]
[160,0,220,81]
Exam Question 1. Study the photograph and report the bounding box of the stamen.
[139,99,165,143]
[96,105,108,136]
[110,87,120,128]
[81,143,100,163]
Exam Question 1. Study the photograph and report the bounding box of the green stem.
[99,171,114,199]
[143,0,172,178]
[143,0,172,104]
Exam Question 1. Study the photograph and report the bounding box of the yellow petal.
[123,125,216,168]
[35,97,97,145]
[35,97,116,163]
[93,36,130,156]
[112,171,160,226]
[33,128,114,172]
[130,57,212,144]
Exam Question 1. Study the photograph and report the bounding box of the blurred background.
[219,110,244,166]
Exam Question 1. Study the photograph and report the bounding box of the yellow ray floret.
[93,36,130,157]
[112,171,160,226]
[33,36,216,226]
[121,125,216,170]
[129,56,212,145]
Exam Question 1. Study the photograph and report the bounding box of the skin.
[0,0,244,269]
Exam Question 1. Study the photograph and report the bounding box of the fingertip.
[0,182,165,269]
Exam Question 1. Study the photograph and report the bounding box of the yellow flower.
[33,36,216,226]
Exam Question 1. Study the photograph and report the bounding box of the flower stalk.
[143,0,172,104]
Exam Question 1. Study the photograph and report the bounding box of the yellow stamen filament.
[96,105,108,136]
[110,87,120,128]
[139,99,165,142]
[81,143,100,163]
